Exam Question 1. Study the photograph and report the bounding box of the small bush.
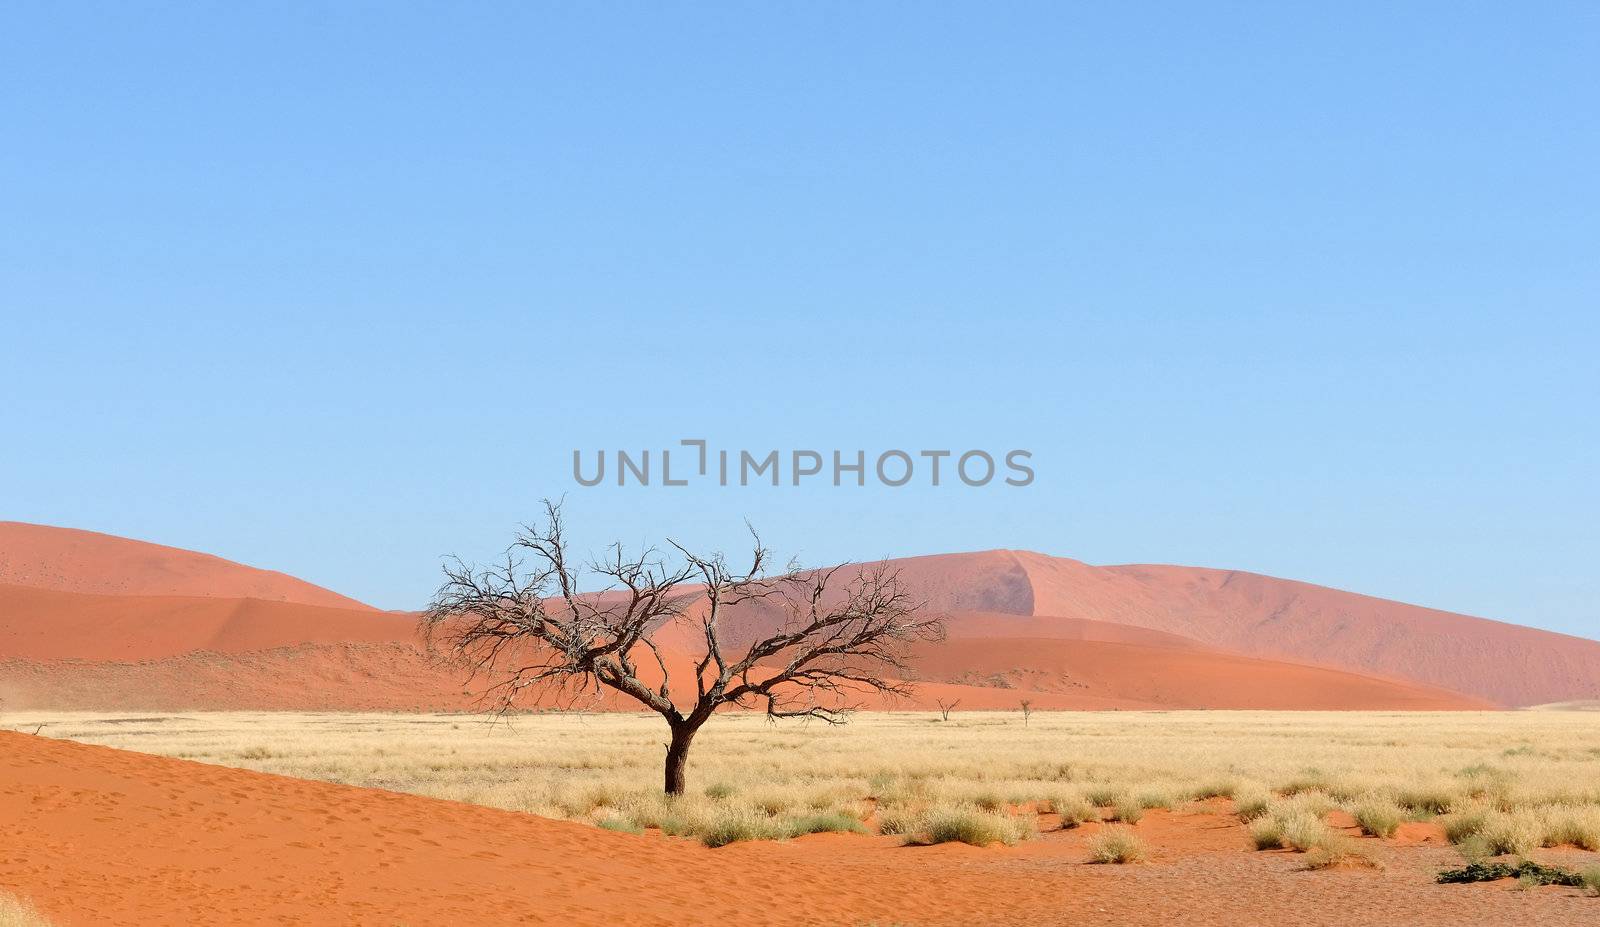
[1136,789,1174,810]
[1580,865,1600,897]
[1189,779,1239,800]
[1087,826,1147,864]
[703,782,737,801]
[1234,788,1272,821]
[1110,798,1145,825]
[1540,805,1600,851]
[1353,800,1404,838]
[1395,784,1456,816]
[785,812,868,837]
[1084,785,1122,807]
[912,808,1030,847]
[1480,812,1541,857]
[1250,815,1286,850]
[1280,811,1333,852]
[699,810,784,848]
[1051,794,1096,829]
[876,807,921,836]
[1443,807,1490,844]
[972,791,1006,812]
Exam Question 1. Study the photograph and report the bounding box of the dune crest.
[0,522,371,609]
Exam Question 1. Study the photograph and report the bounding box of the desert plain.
[2,521,1600,925]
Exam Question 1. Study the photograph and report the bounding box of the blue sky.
[2,3,1595,636]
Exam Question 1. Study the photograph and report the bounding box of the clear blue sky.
[2,3,1595,636]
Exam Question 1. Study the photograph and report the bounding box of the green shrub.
[1436,860,1582,887]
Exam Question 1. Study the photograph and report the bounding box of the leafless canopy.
[422,501,946,793]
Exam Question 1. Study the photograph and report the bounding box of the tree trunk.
[664,722,697,796]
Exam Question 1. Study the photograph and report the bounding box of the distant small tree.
[1019,698,1033,726]
[423,501,946,795]
[935,698,961,722]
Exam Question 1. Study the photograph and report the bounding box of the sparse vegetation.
[10,710,1600,852]
[1353,799,1404,838]
[1050,792,1096,829]
[1581,865,1600,897]
[1436,859,1585,887]
[910,808,1032,847]
[1249,815,1286,850]
[1086,826,1147,863]
[1109,796,1145,825]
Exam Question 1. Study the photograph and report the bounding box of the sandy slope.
[0,584,1486,710]
[2,525,1586,708]
[766,551,1600,706]
[904,636,1491,710]
[0,584,411,660]
[0,522,370,609]
[3,731,1595,927]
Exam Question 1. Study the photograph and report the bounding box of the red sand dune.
[2,525,1591,709]
[734,551,1600,707]
[0,590,1487,710]
[0,522,372,609]
[0,584,411,660]
[903,636,1490,710]
[4,730,1596,927]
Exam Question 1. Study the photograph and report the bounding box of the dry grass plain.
[8,709,1600,868]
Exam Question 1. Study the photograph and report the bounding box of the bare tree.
[1019,698,1033,726]
[422,502,946,795]
[935,698,961,722]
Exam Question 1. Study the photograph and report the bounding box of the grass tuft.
[0,893,52,927]
[1353,799,1404,838]
[1086,825,1147,864]
[910,808,1031,847]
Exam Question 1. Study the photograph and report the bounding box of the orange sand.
[0,522,370,609]
[3,732,1595,927]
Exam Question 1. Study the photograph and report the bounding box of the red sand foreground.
[3,731,1597,927]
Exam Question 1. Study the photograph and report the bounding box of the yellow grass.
[0,893,52,927]
[7,710,1600,848]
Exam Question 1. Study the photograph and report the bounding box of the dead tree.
[1019,698,1033,726]
[935,698,960,722]
[422,501,946,795]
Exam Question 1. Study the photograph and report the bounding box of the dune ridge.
[0,522,371,609]
[2,525,1591,709]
